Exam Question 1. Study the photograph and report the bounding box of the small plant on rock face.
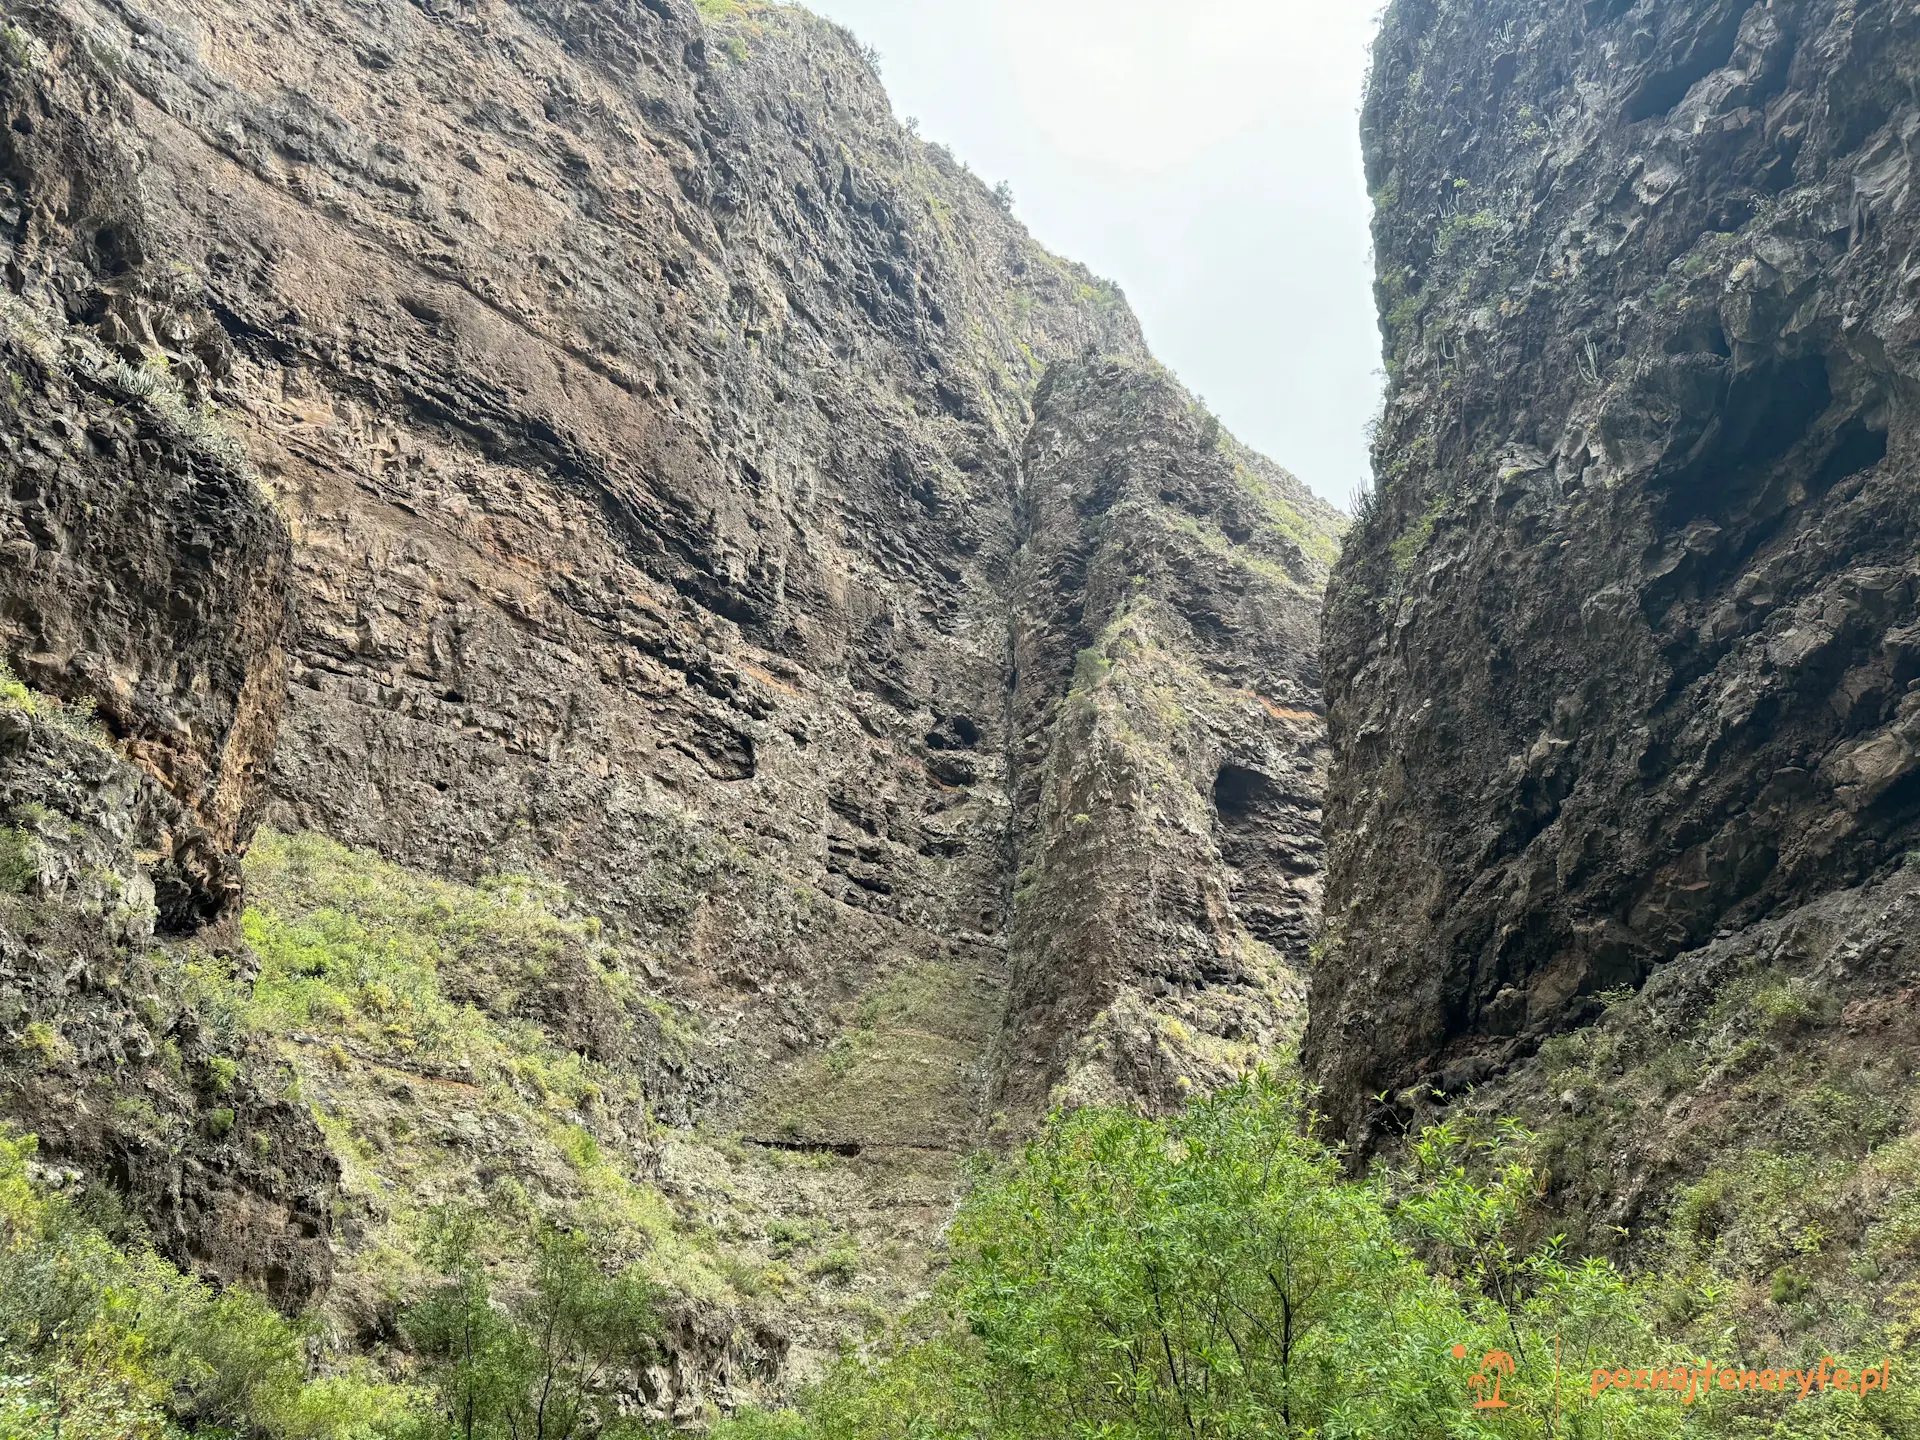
[20,1021,58,1063]
[825,1036,856,1078]
[766,1219,812,1258]
[806,1245,858,1284]
[0,661,30,711]
[0,828,34,895]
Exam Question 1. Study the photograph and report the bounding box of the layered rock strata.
[0,0,1341,1406]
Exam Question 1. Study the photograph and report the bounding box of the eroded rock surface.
[1314,0,1920,1142]
[0,12,329,1303]
[0,0,1340,1407]
[1313,0,1920,1327]
[998,360,1337,1118]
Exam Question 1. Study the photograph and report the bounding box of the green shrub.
[718,1075,1918,1440]
[402,1208,662,1440]
[18,1020,57,1062]
[805,1246,858,1284]
[1070,645,1112,692]
[0,1127,419,1439]
[206,1053,241,1094]
[0,661,29,712]
[0,660,113,746]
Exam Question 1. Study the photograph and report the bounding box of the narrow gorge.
[4,0,1920,1433]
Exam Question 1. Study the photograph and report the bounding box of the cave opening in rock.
[1214,763,1275,821]
[1213,763,1318,960]
[1661,353,1832,524]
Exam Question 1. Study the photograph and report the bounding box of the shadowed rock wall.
[1312,0,1920,1283]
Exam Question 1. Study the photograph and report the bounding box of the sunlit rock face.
[0,0,1339,1401]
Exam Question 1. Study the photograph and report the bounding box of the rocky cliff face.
[0,9,333,1305]
[1314,0,1920,1340]
[0,0,1339,1412]
[997,361,1333,1119]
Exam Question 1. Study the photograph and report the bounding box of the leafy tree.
[404,1209,663,1440]
[719,1073,1919,1440]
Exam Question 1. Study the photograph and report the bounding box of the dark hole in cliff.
[93,224,142,277]
[686,718,756,781]
[398,294,445,327]
[1664,322,1731,358]
[1660,353,1830,525]
[1865,767,1920,833]
[1621,4,1749,124]
[1077,458,1127,518]
[1812,415,1889,490]
[1707,194,1757,234]
[1213,764,1318,957]
[925,714,980,750]
[925,751,977,787]
[151,862,230,937]
[1213,764,1271,821]
[1836,95,1894,162]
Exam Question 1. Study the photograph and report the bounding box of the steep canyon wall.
[1314,0,1920,1335]
[0,0,1339,1410]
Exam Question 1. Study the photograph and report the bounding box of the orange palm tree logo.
[1453,1344,1516,1409]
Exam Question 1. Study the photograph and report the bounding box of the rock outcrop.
[0,9,331,1304]
[997,360,1335,1118]
[0,0,1340,1407]
[1313,0,1920,1331]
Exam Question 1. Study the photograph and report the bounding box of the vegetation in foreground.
[4,1061,1917,1438]
[0,1126,682,1439]
[716,1074,1918,1440]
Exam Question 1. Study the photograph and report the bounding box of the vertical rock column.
[994,360,1342,1121]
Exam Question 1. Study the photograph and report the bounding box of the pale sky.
[807,0,1384,507]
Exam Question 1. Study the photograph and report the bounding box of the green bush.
[717,1074,1917,1440]
[0,828,29,896]
[402,1208,663,1440]
[0,1127,418,1439]
[0,661,31,712]
[0,659,113,746]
